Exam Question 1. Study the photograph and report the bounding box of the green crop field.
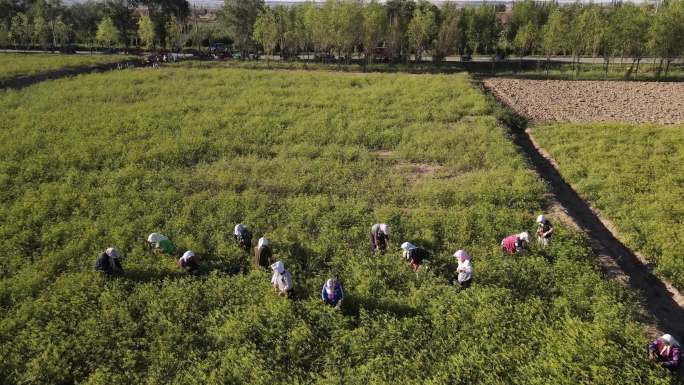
[533,123,684,291]
[0,67,676,384]
[0,53,133,82]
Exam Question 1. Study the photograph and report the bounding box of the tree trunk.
[635,58,641,77]
[665,59,671,77]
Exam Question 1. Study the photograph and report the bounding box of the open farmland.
[532,123,684,292]
[0,67,677,384]
[0,53,134,82]
[484,78,684,125]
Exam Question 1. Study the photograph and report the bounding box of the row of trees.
[0,0,219,50]
[239,0,684,74]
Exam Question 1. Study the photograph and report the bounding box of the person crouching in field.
[536,215,554,248]
[95,247,124,276]
[401,242,429,272]
[271,261,293,298]
[177,250,200,272]
[648,334,681,370]
[501,232,530,255]
[234,223,252,252]
[370,223,390,253]
[147,232,176,256]
[453,250,473,288]
[321,278,345,308]
[254,236,272,268]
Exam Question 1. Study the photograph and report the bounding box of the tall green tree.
[362,0,386,64]
[253,7,278,61]
[542,8,567,59]
[32,14,49,49]
[612,3,650,76]
[222,0,263,57]
[138,14,155,50]
[433,3,463,62]
[165,17,187,50]
[9,12,30,48]
[52,15,70,47]
[648,0,684,76]
[328,0,362,63]
[385,0,414,62]
[407,5,435,63]
[95,15,119,48]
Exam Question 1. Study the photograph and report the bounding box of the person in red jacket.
[501,232,530,255]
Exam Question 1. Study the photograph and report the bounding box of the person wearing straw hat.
[94,247,124,275]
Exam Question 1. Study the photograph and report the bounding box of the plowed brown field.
[484,78,684,125]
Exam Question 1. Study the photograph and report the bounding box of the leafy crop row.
[533,123,684,291]
[0,67,675,384]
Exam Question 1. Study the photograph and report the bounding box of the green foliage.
[0,67,676,384]
[253,7,279,57]
[96,16,120,48]
[138,15,155,50]
[533,123,684,292]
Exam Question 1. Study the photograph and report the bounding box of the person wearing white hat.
[254,236,272,268]
[535,215,554,248]
[454,250,473,288]
[147,232,176,256]
[501,232,530,255]
[177,250,199,272]
[401,242,429,272]
[271,261,293,297]
[648,334,681,370]
[370,223,391,253]
[321,278,345,308]
[94,247,124,275]
[233,223,252,252]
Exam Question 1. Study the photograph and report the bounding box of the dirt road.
[484,78,684,125]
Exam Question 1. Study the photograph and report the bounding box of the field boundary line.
[0,58,143,90]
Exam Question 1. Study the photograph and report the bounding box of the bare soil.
[484,78,684,125]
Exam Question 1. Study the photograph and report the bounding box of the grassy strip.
[0,53,136,82]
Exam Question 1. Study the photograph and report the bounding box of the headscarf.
[271,261,285,274]
[453,249,471,262]
[518,232,530,243]
[401,242,416,251]
[325,278,337,300]
[234,223,246,236]
[379,224,390,236]
[537,215,545,223]
[181,250,195,262]
[258,237,269,249]
[148,233,164,243]
[105,247,120,259]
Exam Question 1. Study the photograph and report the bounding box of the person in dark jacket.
[370,223,390,253]
[536,215,554,248]
[321,278,345,308]
[177,250,200,272]
[401,242,429,272]
[94,247,124,275]
[254,236,273,268]
[234,223,252,252]
[649,334,681,370]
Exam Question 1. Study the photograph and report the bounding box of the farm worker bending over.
[271,261,293,297]
[536,215,554,247]
[401,242,429,272]
[501,232,530,255]
[234,223,252,252]
[254,236,272,268]
[177,250,200,272]
[454,250,473,288]
[321,278,345,308]
[95,247,124,275]
[147,233,176,256]
[370,223,390,253]
[648,334,681,370]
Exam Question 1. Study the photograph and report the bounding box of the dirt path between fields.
[0,59,142,90]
